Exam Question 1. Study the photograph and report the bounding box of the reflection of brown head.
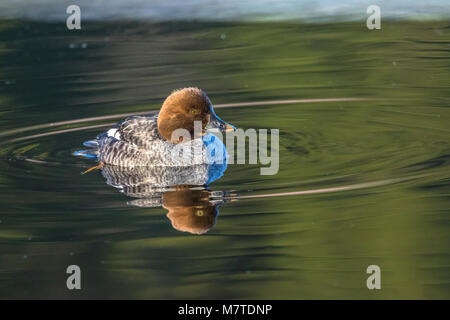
[163,188,218,235]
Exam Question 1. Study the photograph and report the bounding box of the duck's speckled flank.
[83,114,227,167]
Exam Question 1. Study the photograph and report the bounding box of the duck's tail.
[83,140,100,148]
[74,139,102,174]
[73,139,100,159]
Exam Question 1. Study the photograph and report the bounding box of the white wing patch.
[107,128,121,140]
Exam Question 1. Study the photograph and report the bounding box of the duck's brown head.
[157,87,235,143]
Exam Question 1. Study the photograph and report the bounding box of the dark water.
[0,20,449,299]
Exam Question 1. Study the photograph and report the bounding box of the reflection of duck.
[100,164,233,234]
[76,88,235,171]
[101,163,228,196]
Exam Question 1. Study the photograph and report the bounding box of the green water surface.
[0,20,449,299]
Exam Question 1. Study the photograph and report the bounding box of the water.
[0,20,449,299]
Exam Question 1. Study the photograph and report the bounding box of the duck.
[76,87,235,172]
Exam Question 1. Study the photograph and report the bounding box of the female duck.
[78,87,235,171]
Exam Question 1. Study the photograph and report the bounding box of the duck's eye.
[191,109,198,115]
[195,210,204,216]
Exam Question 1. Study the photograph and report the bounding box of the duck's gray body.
[82,114,227,167]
